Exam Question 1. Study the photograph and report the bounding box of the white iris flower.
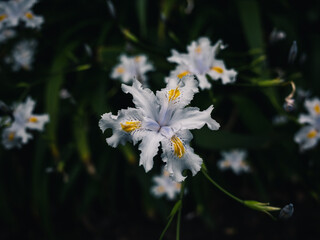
[1,97,49,149]
[99,75,220,182]
[294,98,320,151]
[217,149,250,175]
[167,37,237,90]
[151,168,182,200]
[0,28,16,43]
[0,0,44,29]
[111,54,154,85]
[5,39,37,71]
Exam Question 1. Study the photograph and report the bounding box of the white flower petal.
[169,106,220,131]
[121,80,159,120]
[294,125,320,151]
[25,114,49,131]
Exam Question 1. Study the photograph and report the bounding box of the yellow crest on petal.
[8,132,15,141]
[0,14,7,21]
[211,66,224,74]
[25,12,34,19]
[116,67,125,74]
[177,71,190,79]
[28,117,38,123]
[314,104,320,115]
[121,121,141,133]
[171,135,185,158]
[168,87,180,102]
[134,56,141,62]
[307,130,317,139]
[157,186,165,193]
[195,46,202,53]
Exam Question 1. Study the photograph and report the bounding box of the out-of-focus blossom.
[217,149,250,175]
[288,41,298,64]
[272,115,288,125]
[110,54,154,85]
[167,37,237,90]
[296,88,311,100]
[0,0,44,29]
[1,97,49,149]
[279,203,294,219]
[151,168,182,200]
[99,75,220,182]
[269,28,286,43]
[294,98,320,151]
[0,28,16,43]
[5,39,37,71]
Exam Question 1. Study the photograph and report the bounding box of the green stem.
[201,168,244,205]
[159,213,175,240]
[176,180,186,240]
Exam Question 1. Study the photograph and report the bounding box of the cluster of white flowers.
[294,98,320,151]
[0,0,43,31]
[217,149,250,175]
[99,75,220,182]
[110,54,154,85]
[5,39,37,71]
[167,37,237,90]
[1,97,49,149]
[151,167,182,200]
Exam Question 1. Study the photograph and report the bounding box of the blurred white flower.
[272,115,288,125]
[151,168,182,200]
[294,97,320,151]
[5,39,37,71]
[1,97,49,149]
[99,75,220,182]
[0,28,16,43]
[0,0,44,29]
[269,28,286,43]
[110,54,154,85]
[217,149,250,175]
[167,37,237,90]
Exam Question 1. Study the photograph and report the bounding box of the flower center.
[177,71,190,79]
[8,132,15,141]
[28,117,38,123]
[211,66,224,74]
[307,129,317,139]
[168,87,180,102]
[116,67,125,74]
[195,46,202,53]
[314,104,320,115]
[0,14,7,21]
[25,12,34,19]
[171,135,185,158]
[121,121,141,132]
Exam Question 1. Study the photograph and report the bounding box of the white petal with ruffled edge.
[26,114,49,130]
[294,125,320,151]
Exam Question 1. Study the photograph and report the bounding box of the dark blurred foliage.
[0,0,320,239]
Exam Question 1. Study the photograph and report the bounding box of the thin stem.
[176,180,186,240]
[159,213,175,240]
[201,168,244,205]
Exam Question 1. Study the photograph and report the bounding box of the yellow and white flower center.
[121,121,141,132]
[0,14,7,21]
[168,87,180,102]
[157,186,165,193]
[116,67,125,74]
[8,132,15,141]
[177,71,190,79]
[25,12,34,19]
[314,104,320,115]
[195,46,202,53]
[307,129,317,139]
[171,135,185,158]
[211,66,224,74]
[28,117,38,123]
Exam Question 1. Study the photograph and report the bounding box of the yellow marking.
[28,117,38,123]
[314,104,320,114]
[157,186,165,193]
[177,71,190,79]
[171,135,185,158]
[168,87,180,102]
[0,14,7,21]
[307,130,317,139]
[211,66,224,74]
[134,56,141,62]
[120,121,141,132]
[240,161,248,167]
[8,132,15,141]
[222,161,231,167]
[163,170,170,177]
[116,67,125,74]
[175,183,181,190]
[25,12,34,19]
[195,46,202,53]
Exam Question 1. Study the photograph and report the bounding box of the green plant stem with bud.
[201,163,281,220]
